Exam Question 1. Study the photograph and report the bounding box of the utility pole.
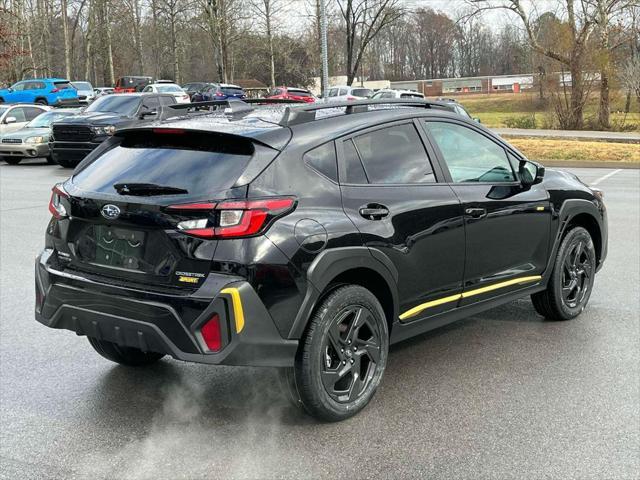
[319,0,329,98]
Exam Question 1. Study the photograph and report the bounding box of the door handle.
[359,205,389,220]
[465,207,487,218]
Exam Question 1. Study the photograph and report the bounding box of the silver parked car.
[0,109,80,165]
[324,85,372,102]
[71,81,95,104]
[0,104,50,136]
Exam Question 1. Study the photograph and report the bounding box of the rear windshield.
[72,82,92,90]
[289,89,312,97]
[157,85,183,93]
[351,88,372,97]
[400,92,423,98]
[86,95,140,115]
[72,132,253,198]
[53,81,73,89]
[221,87,244,95]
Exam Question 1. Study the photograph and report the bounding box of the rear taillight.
[215,91,224,97]
[170,197,296,239]
[200,314,222,351]
[346,96,357,101]
[48,184,69,219]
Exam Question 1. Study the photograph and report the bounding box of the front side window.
[352,123,435,184]
[11,82,26,91]
[424,121,515,183]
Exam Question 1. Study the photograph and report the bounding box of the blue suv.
[0,78,79,106]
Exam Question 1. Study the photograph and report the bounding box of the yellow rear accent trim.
[399,275,542,321]
[221,287,245,333]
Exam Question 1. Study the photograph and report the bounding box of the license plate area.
[92,225,146,271]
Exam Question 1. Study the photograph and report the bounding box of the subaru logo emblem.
[101,204,121,220]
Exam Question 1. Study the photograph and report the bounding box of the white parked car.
[370,89,424,100]
[0,104,50,136]
[71,81,95,104]
[324,85,373,102]
[142,83,190,104]
[93,87,114,97]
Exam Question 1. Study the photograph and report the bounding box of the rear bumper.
[54,98,81,107]
[35,249,298,367]
[0,143,49,157]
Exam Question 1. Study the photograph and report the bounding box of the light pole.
[319,0,329,98]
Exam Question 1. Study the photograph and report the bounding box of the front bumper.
[35,250,298,367]
[50,141,100,165]
[0,142,49,158]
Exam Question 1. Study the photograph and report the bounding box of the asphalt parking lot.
[1,161,638,479]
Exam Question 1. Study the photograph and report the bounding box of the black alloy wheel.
[320,305,382,403]
[532,226,596,320]
[288,285,389,421]
[561,239,593,308]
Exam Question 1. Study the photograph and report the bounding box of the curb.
[534,160,640,169]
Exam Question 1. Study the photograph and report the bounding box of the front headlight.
[25,136,46,144]
[91,125,116,136]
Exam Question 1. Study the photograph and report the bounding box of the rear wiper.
[113,182,188,196]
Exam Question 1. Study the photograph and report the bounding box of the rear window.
[72,132,254,198]
[157,85,183,93]
[400,92,423,98]
[351,88,371,97]
[53,81,73,89]
[221,87,244,95]
[289,89,312,97]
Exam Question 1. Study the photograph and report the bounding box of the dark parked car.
[191,83,246,102]
[36,99,607,421]
[50,93,176,168]
[182,82,212,99]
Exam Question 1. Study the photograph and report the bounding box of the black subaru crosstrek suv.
[36,98,607,421]
[50,92,176,168]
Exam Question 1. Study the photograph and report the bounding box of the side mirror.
[519,160,544,187]
[4,116,17,124]
[473,117,482,123]
[139,109,157,119]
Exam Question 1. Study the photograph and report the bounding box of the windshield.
[86,95,140,115]
[157,85,183,93]
[72,82,92,91]
[26,111,75,128]
[0,106,8,117]
[351,88,372,97]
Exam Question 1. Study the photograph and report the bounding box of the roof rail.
[158,98,301,121]
[279,98,455,126]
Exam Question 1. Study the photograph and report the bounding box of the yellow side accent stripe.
[399,275,542,321]
[398,293,461,320]
[221,287,245,333]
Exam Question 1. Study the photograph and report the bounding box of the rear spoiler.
[157,98,300,121]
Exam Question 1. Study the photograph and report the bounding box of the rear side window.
[351,88,372,97]
[304,142,337,182]
[352,124,435,184]
[72,132,254,198]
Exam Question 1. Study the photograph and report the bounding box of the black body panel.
[35,102,608,367]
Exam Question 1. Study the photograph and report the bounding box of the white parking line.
[591,169,622,186]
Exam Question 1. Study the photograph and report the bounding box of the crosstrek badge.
[175,271,205,284]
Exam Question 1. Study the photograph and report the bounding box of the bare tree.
[251,0,286,88]
[338,0,403,86]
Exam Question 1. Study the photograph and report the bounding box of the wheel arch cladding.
[556,199,604,264]
[288,247,399,339]
[566,212,602,263]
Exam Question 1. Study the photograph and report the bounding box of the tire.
[289,285,389,422]
[45,155,55,165]
[532,226,596,321]
[87,337,165,366]
[35,98,48,105]
[0,97,4,103]
[2,157,21,165]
